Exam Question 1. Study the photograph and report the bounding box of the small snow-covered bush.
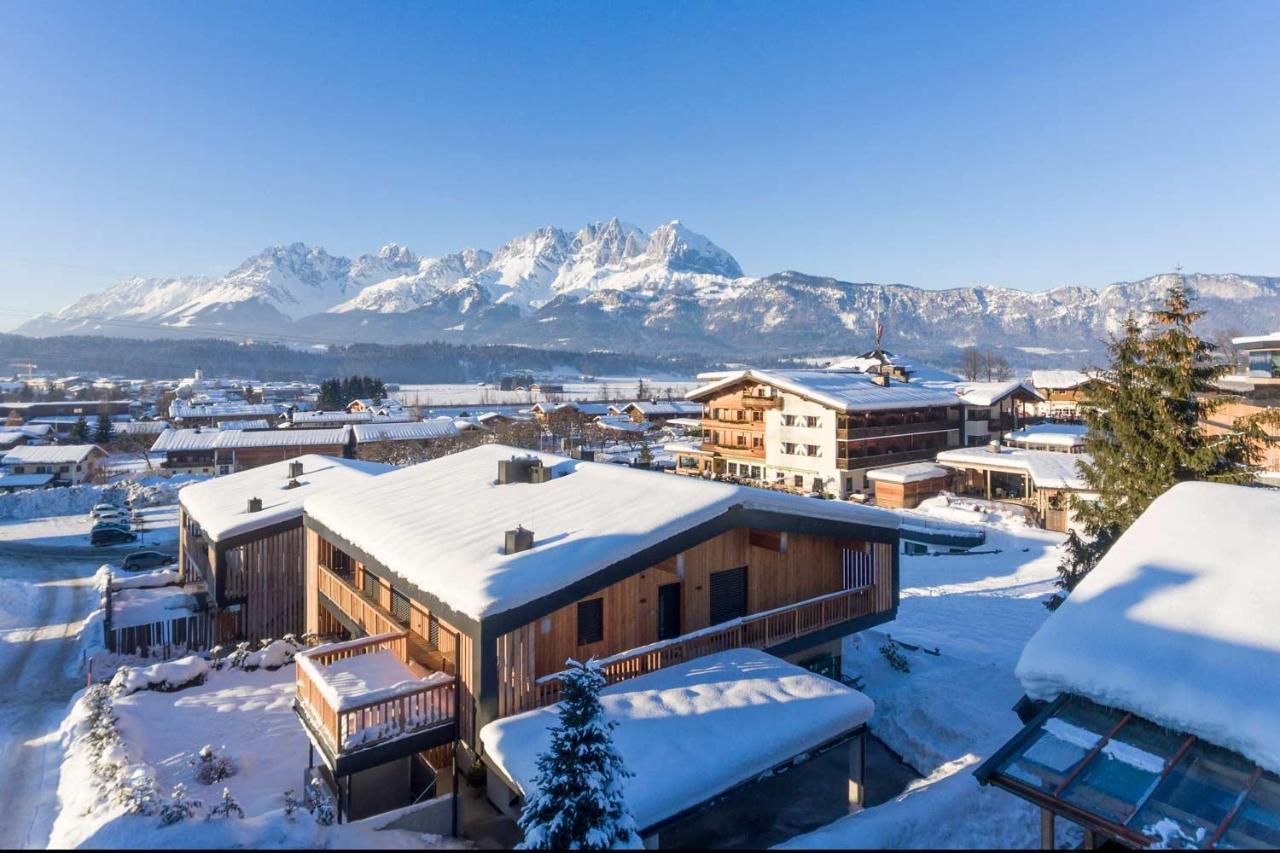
[206,787,244,821]
[157,783,202,827]
[305,777,336,826]
[879,639,911,674]
[79,683,159,815]
[282,788,303,821]
[189,744,236,785]
[111,656,209,696]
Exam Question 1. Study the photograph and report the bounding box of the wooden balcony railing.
[741,395,781,409]
[835,447,944,470]
[700,442,766,458]
[533,584,878,707]
[837,419,957,440]
[317,562,401,638]
[295,631,455,756]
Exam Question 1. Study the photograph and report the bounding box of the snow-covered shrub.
[206,787,244,820]
[157,783,202,827]
[305,777,336,826]
[282,789,303,821]
[518,659,637,849]
[79,683,160,815]
[189,744,236,785]
[879,639,911,673]
[241,636,301,670]
[111,655,209,695]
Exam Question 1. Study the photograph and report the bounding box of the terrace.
[294,631,457,775]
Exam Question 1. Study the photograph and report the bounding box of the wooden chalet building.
[1029,370,1102,421]
[977,483,1280,849]
[178,455,392,647]
[295,444,900,823]
[683,361,966,497]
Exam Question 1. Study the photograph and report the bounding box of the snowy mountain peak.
[645,220,743,277]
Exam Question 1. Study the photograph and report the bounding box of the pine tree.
[71,415,91,442]
[1055,280,1260,601]
[517,660,636,850]
[94,411,115,444]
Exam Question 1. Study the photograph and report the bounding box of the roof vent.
[504,525,534,555]
[498,456,544,485]
[288,460,303,479]
[248,496,263,512]
[283,479,302,490]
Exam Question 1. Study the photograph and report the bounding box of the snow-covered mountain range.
[19,219,1279,363]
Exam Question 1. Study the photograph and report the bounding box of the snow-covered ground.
[782,514,1078,849]
[0,504,178,551]
[52,663,462,849]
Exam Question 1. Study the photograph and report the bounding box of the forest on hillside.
[0,334,714,382]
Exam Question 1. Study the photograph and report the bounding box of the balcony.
[533,584,880,707]
[741,394,781,409]
[294,631,456,774]
[317,562,458,675]
[835,447,943,470]
[836,419,956,440]
[700,441,766,458]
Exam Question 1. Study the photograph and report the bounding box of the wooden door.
[658,582,682,641]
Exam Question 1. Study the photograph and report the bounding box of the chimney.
[288,460,303,479]
[248,497,263,512]
[986,440,1002,453]
[870,373,891,387]
[504,525,534,555]
[498,456,545,484]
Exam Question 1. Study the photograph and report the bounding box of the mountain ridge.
[19,220,1278,363]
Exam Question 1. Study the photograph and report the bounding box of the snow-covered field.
[394,377,701,408]
[52,663,461,849]
[782,517,1075,849]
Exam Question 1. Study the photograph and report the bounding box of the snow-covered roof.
[150,428,221,452]
[686,369,962,413]
[1004,423,1089,449]
[866,462,951,485]
[479,648,875,832]
[113,420,171,435]
[151,427,352,453]
[954,380,1043,407]
[215,419,271,431]
[351,418,460,444]
[622,401,703,417]
[935,445,1091,490]
[531,401,612,416]
[304,444,899,620]
[1231,331,1280,348]
[289,411,376,426]
[169,401,282,419]
[0,473,55,488]
[1030,370,1093,390]
[1,444,102,465]
[594,415,651,433]
[0,431,26,447]
[180,454,392,542]
[824,349,962,383]
[1015,482,1280,773]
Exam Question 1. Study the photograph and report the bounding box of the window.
[736,434,746,446]
[749,465,761,479]
[709,566,748,625]
[782,414,797,427]
[577,598,604,645]
[752,436,762,448]
[805,415,820,428]
[752,410,763,422]
[794,475,804,487]
[806,444,820,457]
[783,442,796,454]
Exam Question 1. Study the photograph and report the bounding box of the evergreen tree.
[94,411,115,444]
[1055,280,1260,603]
[517,660,636,850]
[71,415,91,442]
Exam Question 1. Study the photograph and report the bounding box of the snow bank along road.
[0,542,102,849]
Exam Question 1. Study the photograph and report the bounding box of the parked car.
[89,503,122,520]
[91,526,137,547]
[122,551,175,571]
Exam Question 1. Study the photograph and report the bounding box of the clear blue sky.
[2,0,1278,326]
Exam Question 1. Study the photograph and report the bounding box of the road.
[0,546,102,849]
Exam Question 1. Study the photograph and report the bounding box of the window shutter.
[709,566,748,625]
[577,598,604,645]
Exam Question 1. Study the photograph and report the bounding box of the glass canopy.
[976,695,1280,848]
